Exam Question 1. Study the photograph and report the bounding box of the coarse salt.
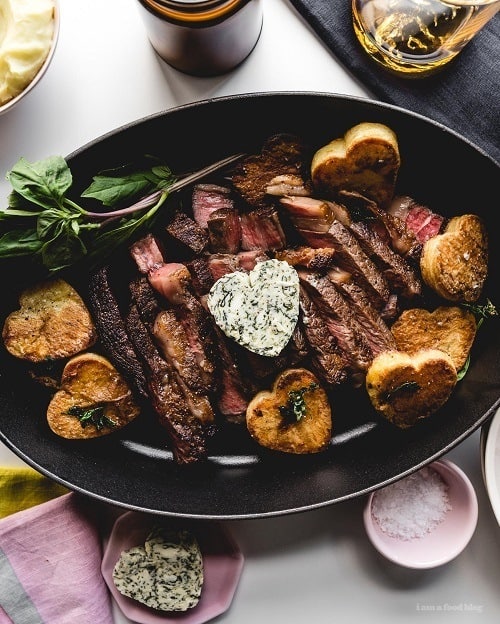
[371,466,452,540]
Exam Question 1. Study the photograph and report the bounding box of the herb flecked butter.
[207,259,300,357]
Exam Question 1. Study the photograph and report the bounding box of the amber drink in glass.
[352,0,500,77]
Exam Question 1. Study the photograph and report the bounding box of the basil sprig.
[0,155,175,273]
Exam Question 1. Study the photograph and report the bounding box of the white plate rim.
[483,406,500,526]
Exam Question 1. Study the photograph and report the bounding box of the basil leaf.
[88,197,166,265]
[37,210,67,239]
[81,164,175,206]
[82,173,152,206]
[6,156,72,211]
[40,221,88,272]
[0,229,43,257]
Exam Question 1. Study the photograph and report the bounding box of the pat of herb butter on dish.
[112,527,203,612]
[207,259,300,357]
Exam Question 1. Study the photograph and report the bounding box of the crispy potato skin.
[47,352,140,439]
[365,349,457,429]
[391,306,477,372]
[246,368,332,454]
[310,122,400,208]
[420,214,488,303]
[2,278,97,362]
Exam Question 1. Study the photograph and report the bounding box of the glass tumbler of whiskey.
[352,0,500,77]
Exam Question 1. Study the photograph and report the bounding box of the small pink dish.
[363,459,478,569]
[102,511,244,624]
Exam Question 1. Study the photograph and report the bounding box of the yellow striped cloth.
[0,466,69,519]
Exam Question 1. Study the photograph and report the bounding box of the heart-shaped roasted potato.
[246,368,332,454]
[2,278,96,362]
[207,259,299,357]
[365,349,457,429]
[391,306,477,372]
[47,352,140,439]
[420,214,488,303]
[311,122,400,208]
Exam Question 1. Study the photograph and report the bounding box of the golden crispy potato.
[47,352,140,439]
[420,214,488,303]
[365,349,457,429]
[2,278,97,362]
[311,122,400,208]
[246,368,332,454]
[391,306,477,372]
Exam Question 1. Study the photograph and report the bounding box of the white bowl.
[363,459,478,569]
[0,0,60,116]
[481,405,500,526]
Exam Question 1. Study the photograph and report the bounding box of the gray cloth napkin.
[288,0,500,165]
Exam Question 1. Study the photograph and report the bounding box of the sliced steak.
[405,202,445,243]
[275,246,337,271]
[210,324,252,424]
[186,256,215,296]
[236,249,269,269]
[389,195,445,244]
[230,133,312,209]
[148,262,219,392]
[207,207,242,253]
[298,286,348,386]
[240,206,287,251]
[87,265,148,398]
[348,220,423,299]
[153,309,214,395]
[165,211,209,255]
[129,277,216,424]
[297,220,390,309]
[206,253,241,282]
[192,183,233,229]
[204,250,268,283]
[125,303,211,465]
[129,276,163,327]
[339,190,419,258]
[279,196,334,233]
[299,270,373,373]
[129,233,165,274]
[327,267,397,355]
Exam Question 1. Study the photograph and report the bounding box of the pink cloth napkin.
[0,492,114,624]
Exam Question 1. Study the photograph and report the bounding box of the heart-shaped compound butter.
[112,527,203,612]
[207,259,300,357]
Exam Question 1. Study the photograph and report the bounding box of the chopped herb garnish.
[66,404,117,430]
[279,383,318,426]
[462,298,498,329]
[457,355,471,381]
[456,298,497,380]
[384,381,420,401]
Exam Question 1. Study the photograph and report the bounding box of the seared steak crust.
[88,266,148,398]
[125,303,210,465]
[298,287,348,385]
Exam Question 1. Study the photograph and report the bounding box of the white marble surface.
[0,1,499,622]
